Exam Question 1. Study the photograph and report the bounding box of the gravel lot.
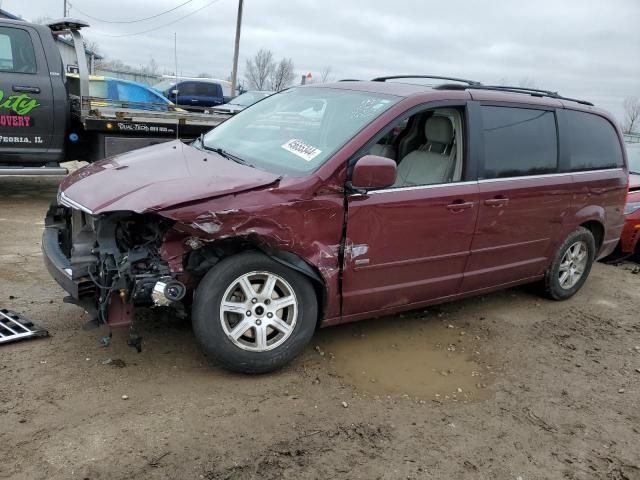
[1,175,639,480]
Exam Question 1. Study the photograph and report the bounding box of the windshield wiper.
[630,170,640,175]
[201,143,254,168]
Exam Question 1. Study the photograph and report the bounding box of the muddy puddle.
[315,312,494,402]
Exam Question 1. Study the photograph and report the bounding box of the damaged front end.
[43,202,187,333]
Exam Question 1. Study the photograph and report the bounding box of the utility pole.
[230,0,244,97]
[63,0,69,17]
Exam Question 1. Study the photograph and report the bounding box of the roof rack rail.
[485,85,559,96]
[371,75,482,86]
[471,85,594,106]
[433,83,594,106]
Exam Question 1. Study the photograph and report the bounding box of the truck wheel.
[544,227,596,300]
[192,251,318,373]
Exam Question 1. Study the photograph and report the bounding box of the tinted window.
[0,27,37,74]
[565,110,623,171]
[178,82,198,96]
[195,83,218,97]
[481,106,557,178]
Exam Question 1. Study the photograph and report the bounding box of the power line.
[70,0,195,24]
[80,0,222,37]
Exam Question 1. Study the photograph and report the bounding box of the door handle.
[446,200,475,212]
[484,196,509,207]
[190,99,199,102]
[13,85,40,94]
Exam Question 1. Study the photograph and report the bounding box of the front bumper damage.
[43,205,95,302]
[43,202,187,334]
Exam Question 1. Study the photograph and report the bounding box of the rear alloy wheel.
[192,251,317,373]
[557,241,589,290]
[544,227,596,300]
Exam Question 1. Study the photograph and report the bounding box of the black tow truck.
[0,17,225,175]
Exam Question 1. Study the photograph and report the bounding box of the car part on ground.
[0,309,49,345]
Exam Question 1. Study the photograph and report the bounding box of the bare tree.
[320,66,332,83]
[623,96,640,134]
[143,57,159,76]
[245,49,275,90]
[197,72,212,78]
[84,39,101,56]
[270,58,295,91]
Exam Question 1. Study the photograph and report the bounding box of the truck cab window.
[0,27,37,74]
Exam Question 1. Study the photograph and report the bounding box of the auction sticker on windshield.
[281,139,322,162]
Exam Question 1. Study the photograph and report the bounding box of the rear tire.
[544,227,596,300]
[192,251,318,373]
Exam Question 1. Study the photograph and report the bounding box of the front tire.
[544,227,596,300]
[192,251,318,373]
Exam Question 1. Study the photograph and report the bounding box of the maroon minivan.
[43,76,628,373]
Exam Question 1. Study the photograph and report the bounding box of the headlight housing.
[57,190,94,215]
[624,201,640,215]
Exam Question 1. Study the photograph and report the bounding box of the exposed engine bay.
[46,205,188,333]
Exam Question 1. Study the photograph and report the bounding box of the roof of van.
[310,79,612,119]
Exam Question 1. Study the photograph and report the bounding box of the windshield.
[230,92,271,106]
[627,144,640,173]
[202,87,399,175]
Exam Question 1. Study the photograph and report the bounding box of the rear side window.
[196,83,219,97]
[0,26,37,74]
[565,110,623,171]
[481,106,558,179]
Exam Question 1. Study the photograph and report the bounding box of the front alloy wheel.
[192,251,318,373]
[220,271,298,352]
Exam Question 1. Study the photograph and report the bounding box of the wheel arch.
[579,219,605,251]
[184,238,329,323]
[257,245,328,322]
[572,205,606,253]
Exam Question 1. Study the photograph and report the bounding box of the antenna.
[174,32,179,140]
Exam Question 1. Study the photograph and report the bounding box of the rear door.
[195,82,222,107]
[0,24,54,158]
[461,105,573,292]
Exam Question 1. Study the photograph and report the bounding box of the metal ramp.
[0,309,49,345]
[0,166,68,176]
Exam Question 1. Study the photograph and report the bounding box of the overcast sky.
[2,0,638,122]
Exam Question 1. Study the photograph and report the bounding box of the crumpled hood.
[60,140,280,214]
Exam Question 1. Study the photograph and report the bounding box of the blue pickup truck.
[153,78,232,112]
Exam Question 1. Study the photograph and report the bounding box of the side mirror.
[350,155,397,191]
[171,89,179,96]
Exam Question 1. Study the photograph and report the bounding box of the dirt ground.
[1,175,639,480]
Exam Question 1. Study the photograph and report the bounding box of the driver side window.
[366,107,465,188]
